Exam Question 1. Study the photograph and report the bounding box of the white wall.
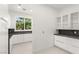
[59,5,79,16]
[9,10,31,29]
[0,4,10,28]
[0,4,10,53]
[32,5,58,53]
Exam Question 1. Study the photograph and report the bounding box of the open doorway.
[8,4,32,54]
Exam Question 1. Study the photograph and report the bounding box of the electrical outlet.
[74,31,77,34]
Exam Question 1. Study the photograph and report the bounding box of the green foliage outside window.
[25,18,31,29]
[16,16,31,30]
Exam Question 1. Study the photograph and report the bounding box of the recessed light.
[17,4,21,8]
[30,10,32,12]
[17,6,21,8]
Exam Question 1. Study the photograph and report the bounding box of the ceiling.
[47,4,75,10]
[8,4,76,14]
[8,4,32,15]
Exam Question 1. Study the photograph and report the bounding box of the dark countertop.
[12,31,32,35]
[8,30,32,40]
[54,34,79,39]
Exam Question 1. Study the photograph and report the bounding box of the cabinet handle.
[56,40,64,43]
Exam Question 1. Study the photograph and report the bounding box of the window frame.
[15,16,32,31]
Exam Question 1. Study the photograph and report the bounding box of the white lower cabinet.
[55,36,67,50]
[23,34,32,42]
[55,35,79,54]
[10,33,32,53]
[11,34,32,45]
[11,34,24,44]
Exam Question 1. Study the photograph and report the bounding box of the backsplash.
[56,29,79,36]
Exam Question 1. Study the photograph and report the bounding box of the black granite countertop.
[12,31,32,35]
[54,34,79,39]
[8,30,32,39]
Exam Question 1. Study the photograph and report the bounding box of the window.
[16,16,32,30]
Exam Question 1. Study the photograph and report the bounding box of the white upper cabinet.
[62,15,69,29]
[71,12,79,29]
[57,17,61,29]
[57,12,79,29]
[57,15,70,29]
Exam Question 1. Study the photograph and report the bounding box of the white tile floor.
[11,42,32,54]
[11,42,69,54]
[35,47,70,54]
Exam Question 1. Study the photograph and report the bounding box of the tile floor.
[35,47,70,54]
[11,42,69,54]
[11,42,32,54]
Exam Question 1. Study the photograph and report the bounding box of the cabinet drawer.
[23,34,32,42]
[70,45,79,54]
[55,40,65,44]
[55,36,66,43]
[71,39,79,48]
[55,35,79,53]
[55,40,66,49]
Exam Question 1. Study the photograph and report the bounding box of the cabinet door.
[23,34,32,42]
[55,35,74,53]
[69,38,79,53]
[62,37,73,53]
[57,17,61,29]
[62,15,69,29]
[11,34,24,44]
[58,36,79,53]
[71,12,79,29]
[55,35,66,42]
[55,35,79,53]
[55,35,67,49]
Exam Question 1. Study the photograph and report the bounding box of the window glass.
[16,16,31,30]
[25,18,31,30]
